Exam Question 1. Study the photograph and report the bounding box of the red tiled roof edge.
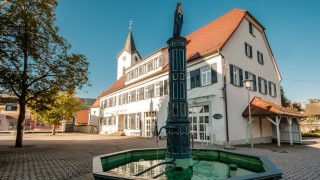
[242,97,305,118]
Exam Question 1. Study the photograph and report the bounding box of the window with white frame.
[127,92,131,103]
[121,95,124,105]
[144,86,149,99]
[245,43,252,58]
[153,57,159,69]
[257,51,264,65]
[155,83,160,97]
[144,64,148,73]
[229,64,244,87]
[258,77,267,94]
[245,71,256,91]
[187,72,190,90]
[268,81,277,97]
[135,114,140,129]
[107,99,110,108]
[112,96,117,107]
[127,115,131,129]
[201,66,211,86]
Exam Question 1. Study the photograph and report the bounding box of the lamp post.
[243,78,253,150]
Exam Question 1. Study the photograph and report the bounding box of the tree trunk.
[15,99,26,148]
[52,125,56,135]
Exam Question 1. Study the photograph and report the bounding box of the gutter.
[219,51,229,142]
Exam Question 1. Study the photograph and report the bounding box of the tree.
[0,0,89,147]
[30,91,83,135]
[280,86,291,107]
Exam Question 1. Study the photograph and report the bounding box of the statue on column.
[173,2,183,38]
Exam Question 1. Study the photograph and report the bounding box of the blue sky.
[55,0,320,105]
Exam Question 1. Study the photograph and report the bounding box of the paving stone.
[0,133,319,179]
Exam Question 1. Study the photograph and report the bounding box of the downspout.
[219,50,229,142]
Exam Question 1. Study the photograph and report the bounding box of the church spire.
[123,30,137,54]
[122,20,136,55]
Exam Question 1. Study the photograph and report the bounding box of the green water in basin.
[107,159,255,179]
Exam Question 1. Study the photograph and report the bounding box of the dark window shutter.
[258,77,262,93]
[132,90,136,102]
[253,75,257,91]
[211,63,218,84]
[274,84,277,97]
[250,46,252,58]
[131,114,135,129]
[195,69,201,87]
[160,81,163,96]
[239,68,243,87]
[190,70,196,89]
[245,71,248,80]
[229,64,234,85]
[140,88,144,99]
[149,84,154,98]
[245,43,247,56]
[268,81,272,96]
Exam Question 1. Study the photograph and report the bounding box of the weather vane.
[129,20,133,31]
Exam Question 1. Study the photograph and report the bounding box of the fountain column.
[165,36,192,168]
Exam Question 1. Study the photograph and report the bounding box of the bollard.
[228,164,238,178]
[191,133,194,148]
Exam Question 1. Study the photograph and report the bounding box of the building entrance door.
[145,112,157,137]
[189,105,210,141]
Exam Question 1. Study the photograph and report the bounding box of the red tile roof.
[99,76,125,98]
[75,110,89,124]
[100,9,247,98]
[90,99,100,108]
[186,9,246,61]
[242,97,304,118]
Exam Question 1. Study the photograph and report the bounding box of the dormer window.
[249,22,255,36]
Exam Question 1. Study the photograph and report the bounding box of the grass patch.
[302,132,320,137]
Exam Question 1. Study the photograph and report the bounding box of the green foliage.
[302,132,320,137]
[280,86,290,107]
[29,91,83,134]
[0,0,89,146]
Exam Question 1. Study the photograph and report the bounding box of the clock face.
[122,56,127,61]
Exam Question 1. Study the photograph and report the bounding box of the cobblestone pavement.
[0,133,319,180]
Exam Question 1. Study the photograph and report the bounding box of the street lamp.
[243,78,253,150]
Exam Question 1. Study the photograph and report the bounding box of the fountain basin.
[93,148,282,179]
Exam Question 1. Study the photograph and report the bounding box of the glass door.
[189,105,210,141]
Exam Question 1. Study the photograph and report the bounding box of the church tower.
[117,23,141,80]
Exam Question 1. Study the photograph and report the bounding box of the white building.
[94,9,303,145]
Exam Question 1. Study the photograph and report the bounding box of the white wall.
[117,51,131,80]
[221,17,281,144]
[89,107,100,126]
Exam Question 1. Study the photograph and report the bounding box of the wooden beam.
[266,117,277,126]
